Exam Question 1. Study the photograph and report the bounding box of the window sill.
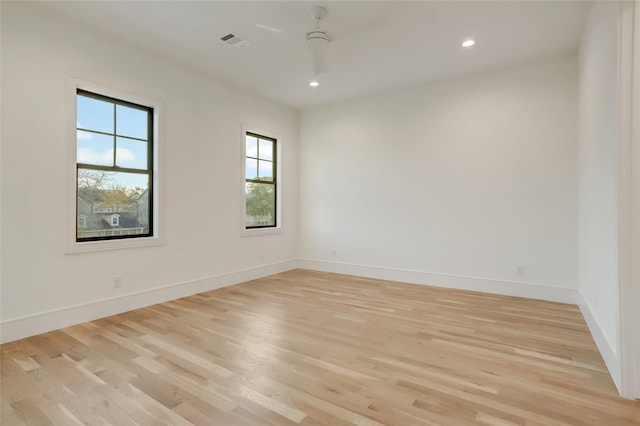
[65,235,163,254]
[242,227,282,237]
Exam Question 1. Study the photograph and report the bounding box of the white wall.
[616,0,640,399]
[577,0,623,390]
[631,0,640,399]
[0,2,299,342]
[299,55,578,302]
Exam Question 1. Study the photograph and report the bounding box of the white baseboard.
[0,260,298,344]
[297,259,579,304]
[577,291,622,393]
[0,258,582,342]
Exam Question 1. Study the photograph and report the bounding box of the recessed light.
[462,39,475,47]
[309,80,319,87]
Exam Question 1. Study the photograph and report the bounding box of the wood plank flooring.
[1,269,639,425]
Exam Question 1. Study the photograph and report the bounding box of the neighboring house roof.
[92,212,145,230]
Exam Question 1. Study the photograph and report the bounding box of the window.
[245,132,276,228]
[76,89,153,241]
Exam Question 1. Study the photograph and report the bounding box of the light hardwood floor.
[1,269,639,425]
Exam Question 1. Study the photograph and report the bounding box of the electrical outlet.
[112,276,121,288]
[516,265,525,276]
[331,250,337,258]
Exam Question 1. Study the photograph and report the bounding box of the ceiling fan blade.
[312,50,328,75]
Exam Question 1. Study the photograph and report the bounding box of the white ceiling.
[40,1,591,110]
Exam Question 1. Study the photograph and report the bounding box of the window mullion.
[110,103,116,167]
[77,163,149,175]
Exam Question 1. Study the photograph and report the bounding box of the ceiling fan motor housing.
[306,29,329,51]
[306,6,329,51]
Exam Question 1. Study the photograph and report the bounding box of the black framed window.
[245,132,276,228]
[76,89,153,241]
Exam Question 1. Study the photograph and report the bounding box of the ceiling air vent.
[220,33,250,48]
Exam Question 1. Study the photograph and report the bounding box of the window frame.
[75,89,154,242]
[66,78,163,253]
[242,126,282,236]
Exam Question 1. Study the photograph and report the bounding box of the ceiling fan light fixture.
[309,80,320,87]
[462,39,476,47]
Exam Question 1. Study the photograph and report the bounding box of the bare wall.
[577,0,630,393]
[299,54,578,301]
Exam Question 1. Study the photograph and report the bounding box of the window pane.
[258,139,273,161]
[245,182,275,227]
[246,135,258,158]
[116,137,148,169]
[258,160,273,181]
[77,95,114,133]
[246,158,258,180]
[116,105,148,139]
[77,169,150,239]
[77,133,114,166]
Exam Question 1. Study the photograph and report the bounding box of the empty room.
[1,1,639,425]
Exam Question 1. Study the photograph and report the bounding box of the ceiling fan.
[305,6,330,75]
[254,5,383,76]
